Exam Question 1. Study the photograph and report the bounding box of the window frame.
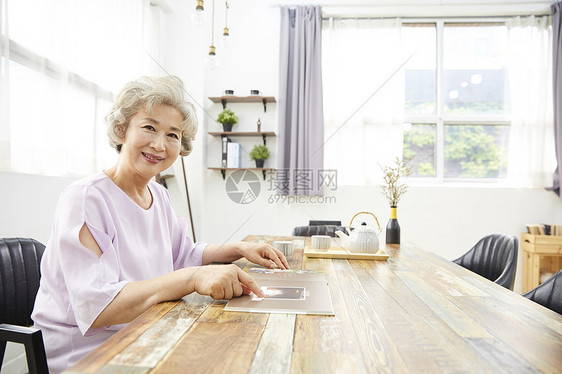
[403,18,512,185]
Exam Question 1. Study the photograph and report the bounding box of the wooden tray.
[304,246,389,261]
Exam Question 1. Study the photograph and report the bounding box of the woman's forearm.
[203,241,289,270]
[90,266,197,329]
[202,242,243,265]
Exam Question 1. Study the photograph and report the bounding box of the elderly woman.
[31,76,288,373]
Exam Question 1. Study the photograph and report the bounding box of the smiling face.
[119,104,184,181]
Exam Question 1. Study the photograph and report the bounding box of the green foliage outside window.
[444,125,508,178]
[445,101,505,115]
[403,124,435,177]
[403,123,509,178]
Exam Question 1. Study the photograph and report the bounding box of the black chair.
[292,225,346,238]
[309,220,342,226]
[0,237,48,374]
[453,233,518,290]
[523,270,562,314]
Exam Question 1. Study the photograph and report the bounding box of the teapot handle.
[349,211,381,232]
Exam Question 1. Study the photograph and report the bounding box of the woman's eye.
[168,133,180,140]
[143,125,156,131]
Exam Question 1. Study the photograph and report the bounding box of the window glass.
[323,20,523,184]
[3,0,153,176]
[9,61,95,176]
[443,24,509,116]
[95,97,118,171]
[403,24,436,115]
[403,123,436,177]
[444,124,510,178]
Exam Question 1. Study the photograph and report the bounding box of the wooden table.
[66,236,562,374]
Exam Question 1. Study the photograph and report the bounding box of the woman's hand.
[191,264,265,299]
[202,242,290,269]
[237,242,290,270]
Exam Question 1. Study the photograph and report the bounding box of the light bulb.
[222,27,231,48]
[205,45,220,69]
[191,11,207,26]
[191,0,207,26]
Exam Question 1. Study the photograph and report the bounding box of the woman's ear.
[114,125,126,140]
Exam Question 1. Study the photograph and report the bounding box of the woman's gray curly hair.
[105,76,197,156]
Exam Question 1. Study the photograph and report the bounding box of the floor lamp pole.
[180,157,196,242]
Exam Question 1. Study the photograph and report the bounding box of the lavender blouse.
[31,172,206,373]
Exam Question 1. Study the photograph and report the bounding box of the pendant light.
[191,0,207,26]
[222,1,231,48]
[205,0,219,69]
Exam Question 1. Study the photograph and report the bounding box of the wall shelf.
[208,97,277,180]
[208,167,275,180]
[209,96,276,112]
[208,131,276,145]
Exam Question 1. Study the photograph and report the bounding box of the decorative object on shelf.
[216,108,238,132]
[224,89,234,95]
[251,90,261,95]
[222,0,230,47]
[249,144,270,168]
[227,142,241,168]
[205,0,219,69]
[257,118,261,132]
[380,157,412,245]
[221,137,230,167]
[191,0,207,26]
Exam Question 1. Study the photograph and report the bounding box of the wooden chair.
[0,238,48,374]
[453,233,518,290]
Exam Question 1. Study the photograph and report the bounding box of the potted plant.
[216,108,238,132]
[249,144,270,168]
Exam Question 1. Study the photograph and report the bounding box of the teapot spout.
[334,230,348,239]
[334,230,350,248]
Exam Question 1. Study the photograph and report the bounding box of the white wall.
[0,172,79,243]
[161,0,562,294]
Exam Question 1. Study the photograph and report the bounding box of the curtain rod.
[321,14,551,20]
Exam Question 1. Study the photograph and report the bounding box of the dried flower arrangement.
[380,157,412,207]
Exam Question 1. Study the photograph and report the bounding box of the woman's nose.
[151,133,165,151]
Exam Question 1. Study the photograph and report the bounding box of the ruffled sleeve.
[53,184,129,336]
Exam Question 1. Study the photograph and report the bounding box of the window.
[403,22,511,180]
[322,18,552,186]
[0,0,160,176]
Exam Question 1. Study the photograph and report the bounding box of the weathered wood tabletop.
[66,235,562,374]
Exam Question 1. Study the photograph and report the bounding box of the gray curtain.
[278,6,324,196]
[550,2,562,197]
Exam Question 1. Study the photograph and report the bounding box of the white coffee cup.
[273,241,294,256]
[311,235,331,251]
[293,236,305,250]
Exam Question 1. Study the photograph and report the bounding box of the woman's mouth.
[142,152,164,163]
